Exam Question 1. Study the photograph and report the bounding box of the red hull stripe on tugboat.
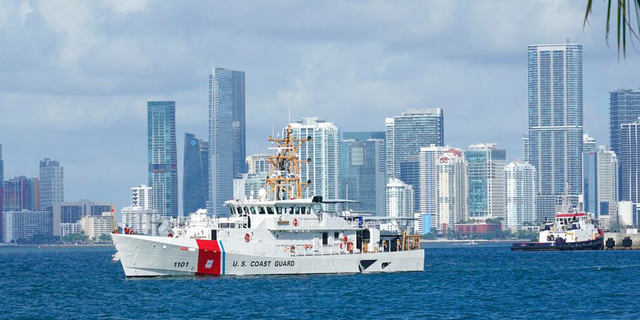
[195,240,222,275]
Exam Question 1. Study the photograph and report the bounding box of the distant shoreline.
[421,239,527,243]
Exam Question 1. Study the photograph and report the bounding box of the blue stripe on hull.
[219,241,226,275]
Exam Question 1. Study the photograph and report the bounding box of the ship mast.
[264,125,312,200]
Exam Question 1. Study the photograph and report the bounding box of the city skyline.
[1,1,639,215]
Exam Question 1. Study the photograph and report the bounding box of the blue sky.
[0,0,639,215]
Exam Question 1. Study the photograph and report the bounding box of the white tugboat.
[112,126,424,277]
[511,211,604,251]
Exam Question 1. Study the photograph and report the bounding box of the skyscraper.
[505,161,537,232]
[340,136,386,216]
[147,101,178,218]
[399,156,420,214]
[209,67,246,216]
[522,134,529,162]
[610,88,640,157]
[39,158,63,211]
[183,133,209,215]
[465,143,506,221]
[582,146,618,221]
[52,199,113,237]
[288,118,341,207]
[437,148,467,230]
[0,144,4,240]
[528,43,583,219]
[583,134,597,153]
[386,178,414,218]
[0,144,3,182]
[620,119,640,203]
[3,176,39,211]
[418,145,449,217]
[385,109,444,179]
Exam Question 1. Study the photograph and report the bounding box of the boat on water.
[511,212,604,251]
[112,126,424,277]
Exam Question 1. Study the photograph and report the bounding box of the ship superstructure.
[112,126,424,277]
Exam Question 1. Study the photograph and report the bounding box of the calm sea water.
[1,243,639,319]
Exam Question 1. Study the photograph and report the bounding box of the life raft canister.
[244,233,251,242]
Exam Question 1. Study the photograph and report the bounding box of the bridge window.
[300,207,306,215]
[259,207,266,215]
[250,207,257,215]
[267,207,275,215]
[276,207,282,214]
[288,207,294,215]
[229,207,235,216]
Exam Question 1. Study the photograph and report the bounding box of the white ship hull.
[112,234,425,277]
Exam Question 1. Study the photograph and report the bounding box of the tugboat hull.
[511,236,604,251]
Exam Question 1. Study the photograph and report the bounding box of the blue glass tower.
[147,101,178,218]
[340,134,386,216]
[610,88,640,156]
[209,68,246,216]
[528,44,583,219]
[385,109,444,180]
[464,144,506,220]
[183,133,209,215]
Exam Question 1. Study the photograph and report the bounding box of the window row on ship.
[230,206,313,216]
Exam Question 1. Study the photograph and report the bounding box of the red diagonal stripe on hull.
[195,240,222,275]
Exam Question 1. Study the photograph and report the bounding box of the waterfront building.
[610,88,640,157]
[2,210,52,243]
[122,185,159,236]
[528,43,583,220]
[232,154,273,200]
[39,158,63,211]
[147,101,178,218]
[582,146,618,223]
[288,118,341,208]
[618,201,639,228]
[208,67,246,216]
[464,143,506,221]
[505,161,537,232]
[385,109,444,179]
[3,176,39,211]
[399,156,420,213]
[183,133,209,215]
[0,144,3,240]
[131,185,153,210]
[80,212,114,240]
[340,137,386,216]
[454,223,501,235]
[52,199,113,237]
[343,131,385,141]
[620,118,640,202]
[418,145,449,228]
[522,134,529,162]
[59,222,82,238]
[386,178,414,218]
[583,134,597,153]
[437,148,467,230]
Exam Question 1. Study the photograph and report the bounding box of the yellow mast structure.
[264,125,312,200]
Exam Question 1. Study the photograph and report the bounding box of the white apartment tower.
[505,161,537,232]
[437,148,468,230]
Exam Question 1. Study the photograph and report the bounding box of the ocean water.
[1,243,639,319]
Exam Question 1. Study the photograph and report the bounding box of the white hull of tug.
[112,234,424,277]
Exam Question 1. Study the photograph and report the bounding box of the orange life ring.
[290,245,295,253]
[340,243,343,249]
[244,233,251,242]
[343,236,348,243]
[293,218,299,227]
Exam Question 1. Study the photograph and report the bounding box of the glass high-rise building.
[399,156,420,214]
[527,44,583,219]
[3,176,39,212]
[0,144,3,182]
[464,143,506,221]
[610,88,640,156]
[39,158,63,211]
[147,101,178,218]
[582,146,618,220]
[385,109,444,179]
[340,135,386,216]
[289,118,341,209]
[620,119,640,202]
[209,67,246,216]
[183,133,209,215]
